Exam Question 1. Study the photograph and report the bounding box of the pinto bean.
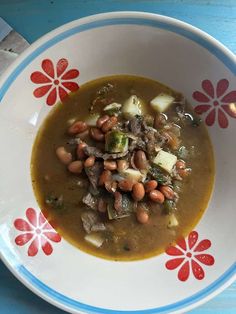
[176,160,186,170]
[118,179,135,192]
[149,190,165,204]
[99,170,112,186]
[114,191,123,212]
[159,186,174,200]
[96,115,110,128]
[132,183,145,201]
[90,127,105,141]
[56,147,72,165]
[154,113,167,129]
[84,156,95,167]
[68,121,88,135]
[104,160,117,171]
[101,116,118,133]
[134,150,147,170]
[76,142,87,159]
[144,180,158,193]
[68,160,83,174]
[136,208,149,224]
[117,160,129,172]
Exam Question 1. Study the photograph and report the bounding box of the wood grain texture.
[0,0,235,313]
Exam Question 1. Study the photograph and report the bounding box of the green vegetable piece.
[163,200,176,214]
[149,166,171,185]
[105,130,128,153]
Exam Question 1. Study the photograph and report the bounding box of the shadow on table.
[0,260,66,314]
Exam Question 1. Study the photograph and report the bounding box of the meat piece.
[129,116,142,135]
[129,137,146,152]
[85,161,103,193]
[82,193,98,210]
[81,210,106,234]
[84,146,128,160]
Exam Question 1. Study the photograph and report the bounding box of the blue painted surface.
[0,1,235,313]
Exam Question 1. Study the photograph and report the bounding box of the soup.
[31,75,214,261]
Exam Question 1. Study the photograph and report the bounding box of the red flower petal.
[31,71,51,84]
[43,222,54,230]
[194,239,211,252]
[61,69,79,80]
[166,257,185,270]
[194,254,215,266]
[202,80,214,98]
[42,59,55,79]
[194,105,211,115]
[57,58,68,77]
[188,231,198,249]
[14,219,32,231]
[38,211,47,227]
[165,246,184,256]
[205,108,216,126]
[33,85,52,98]
[221,91,236,103]
[58,86,68,102]
[178,261,190,281]
[43,231,61,242]
[46,87,57,106]
[192,91,210,103]
[217,79,229,98]
[222,104,236,118]
[62,81,79,92]
[15,233,34,246]
[218,108,228,128]
[41,236,53,255]
[28,237,39,256]
[191,259,205,280]
[26,208,37,227]
[176,237,187,251]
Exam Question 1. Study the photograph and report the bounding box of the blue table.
[0,1,235,313]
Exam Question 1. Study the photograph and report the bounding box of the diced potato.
[153,150,177,173]
[84,113,100,126]
[120,168,143,182]
[150,93,175,113]
[167,214,179,228]
[122,95,144,118]
[84,233,104,248]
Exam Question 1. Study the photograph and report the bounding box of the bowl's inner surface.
[31,75,215,261]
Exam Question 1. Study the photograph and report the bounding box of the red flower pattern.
[30,58,80,106]
[193,79,236,128]
[14,208,61,256]
[165,231,215,282]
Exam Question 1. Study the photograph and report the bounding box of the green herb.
[149,166,171,185]
[191,116,202,127]
[163,200,176,215]
[45,194,64,210]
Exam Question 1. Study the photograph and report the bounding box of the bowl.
[0,11,235,314]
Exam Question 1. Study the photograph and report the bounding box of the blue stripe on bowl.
[0,15,235,314]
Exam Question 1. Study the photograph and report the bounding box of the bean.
[84,156,95,168]
[90,127,105,141]
[56,147,72,165]
[76,142,87,159]
[101,116,117,133]
[132,183,145,201]
[104,160,117,171]
[117,160,129,172]
[96,115,110,128]
[105,180,118,193]
[176,160,186,170]
[136,208,149,224]
[76,129,90,140]
[114,191,122,212]
[118,179,135,192]
[144,180,158,193]
[68,160,83,174]
[97,199,107,213]
[134,150,147,170]
[178,168,191,178]
[68,121,88,135]
[159,186,174,200]
[149,190,165,204]
[99,170,112,186]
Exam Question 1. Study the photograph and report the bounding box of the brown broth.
[31,75,215,261]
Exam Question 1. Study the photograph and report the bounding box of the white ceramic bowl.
[0,12,235,314]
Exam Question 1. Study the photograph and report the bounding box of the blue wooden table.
[0,0,235,313]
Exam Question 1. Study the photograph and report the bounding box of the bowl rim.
[0,11,235,314]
